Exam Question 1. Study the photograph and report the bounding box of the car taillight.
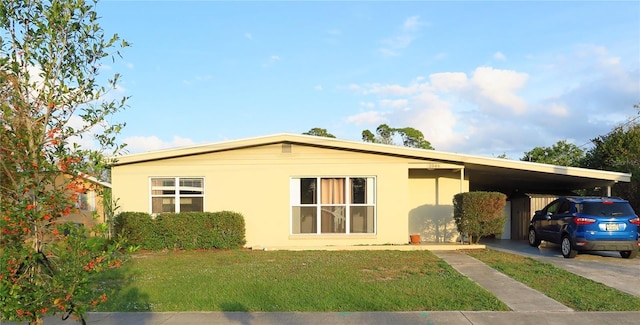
[574,217,596,225]
[629,217,640,226]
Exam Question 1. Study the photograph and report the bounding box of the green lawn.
[95,249,509,312]
[95,248,640,312]
[466,249,640,311]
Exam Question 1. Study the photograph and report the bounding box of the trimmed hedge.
[114,211,246,250]
[453,191,507,244]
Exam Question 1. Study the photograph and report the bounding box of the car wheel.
[561,236,577,258]
[620,250,638,259]
[528,228,541,247]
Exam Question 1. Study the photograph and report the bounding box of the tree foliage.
[521,140,585,166]
[361,124,434,149]
[0,0,129,323]
[581,105,640,211]
[302,127,335,138]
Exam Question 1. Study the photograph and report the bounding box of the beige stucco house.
[57,175,111,229]
[110,133,631,248]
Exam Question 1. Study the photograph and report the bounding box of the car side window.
[546,200,561,214]
[558,201,571,214]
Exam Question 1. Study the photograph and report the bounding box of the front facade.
[111,134,631,248]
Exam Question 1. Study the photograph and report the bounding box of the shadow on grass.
[93,264,153,312]
[219,302,255,325]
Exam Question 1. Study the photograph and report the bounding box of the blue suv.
[528,196,640,258]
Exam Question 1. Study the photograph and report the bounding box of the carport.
[456,158,632,240]
[410,151,632,240]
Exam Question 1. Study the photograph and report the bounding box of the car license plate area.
[605,223,619,231]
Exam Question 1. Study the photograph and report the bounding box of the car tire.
[561,235,577,258]
[528,228,541,247]
[620,250,638,259]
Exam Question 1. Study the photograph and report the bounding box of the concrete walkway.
[430,250,573,312]
[22,310,640,325]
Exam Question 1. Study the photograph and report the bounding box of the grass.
[94,249,509,312]
[466,249,640,311]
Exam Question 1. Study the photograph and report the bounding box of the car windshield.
[577,202,636,217]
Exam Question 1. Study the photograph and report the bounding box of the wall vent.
[282,143,292,153]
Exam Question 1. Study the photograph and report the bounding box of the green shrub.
[113,212,161,249]
[114,211,246,250]
[453,192,507,244]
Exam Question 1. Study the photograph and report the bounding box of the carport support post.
[459,168,464,194]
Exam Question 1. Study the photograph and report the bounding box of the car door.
[548,199,572,243]
[540,199,563,241]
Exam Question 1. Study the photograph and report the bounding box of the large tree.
[581,106,640,210]
[521,140,585,166]
[362,124,433,149]
[0,1,128,324]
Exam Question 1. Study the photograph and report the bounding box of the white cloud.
[123,135,196,153]
[359,101,375,109]
[360,83,426,96]
[402,16,423,32]
[493,52,507,61]
[471,66,529,114]
[346,111,386,126]
[379,99,408,109]
[314,85,323,91]
[244,32,253,40]
[345,65,533,153]
[434,52,447,60]
[328,29,341,35]
[379,16,424,57]
[348,84,361,91]
[378,48,399,57]
[400,93,459,149]
[195,75,212,81]
[342,42,637,158]
[65,115,104,150]
[430,72,468,92]
[262,55,281,68]
[547,103,570,117]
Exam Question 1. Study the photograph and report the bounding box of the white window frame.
[290,176,376,235]
[76,191,96,211]
[149,177,205,214]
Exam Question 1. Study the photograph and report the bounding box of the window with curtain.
[150,177,204,214]
[291,177,375,234]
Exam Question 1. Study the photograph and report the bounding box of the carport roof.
[113,133,631,194]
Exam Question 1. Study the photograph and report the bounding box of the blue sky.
[97,0,639,159]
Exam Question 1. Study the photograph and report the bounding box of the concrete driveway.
[483,239,640,297]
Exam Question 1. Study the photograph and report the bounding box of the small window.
[76,192,96,211]
[150,177,204,213]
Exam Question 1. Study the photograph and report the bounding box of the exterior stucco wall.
[408,169,469,243]
[112,143,464,248]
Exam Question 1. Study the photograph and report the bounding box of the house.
[110,133,631,248]
[57,175,111,229]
